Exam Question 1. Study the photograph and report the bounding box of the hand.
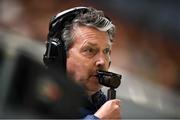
[94,99,121,119]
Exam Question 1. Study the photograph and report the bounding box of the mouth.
[91,75,98,79]
[88,70,101,83]
[91,74,100,83]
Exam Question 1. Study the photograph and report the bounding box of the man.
[43,6,121,119]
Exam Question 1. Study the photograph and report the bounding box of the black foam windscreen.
[97,70,121,89]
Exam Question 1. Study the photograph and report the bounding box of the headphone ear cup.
[43,42,58,66]
[43,42,49,66]
[43,38,66,72]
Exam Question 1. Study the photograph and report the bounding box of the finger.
[111,99,121,106]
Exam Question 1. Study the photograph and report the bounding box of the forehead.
[72,25,111,46]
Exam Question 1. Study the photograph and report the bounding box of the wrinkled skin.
[67,25,111,95]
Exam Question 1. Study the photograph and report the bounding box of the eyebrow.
[85,42,98,46]
[82,42,111,49]
[85,42,111,48]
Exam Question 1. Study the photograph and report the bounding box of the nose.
[95,54,106,69]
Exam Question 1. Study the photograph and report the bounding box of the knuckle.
[114,104,120,109]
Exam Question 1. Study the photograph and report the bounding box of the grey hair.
[61,7,115,50]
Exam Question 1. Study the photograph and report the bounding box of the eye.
[85,47,94,53]
[103,48,111,55]
[81,46,98,57]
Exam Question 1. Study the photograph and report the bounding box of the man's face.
[67,25,112,95]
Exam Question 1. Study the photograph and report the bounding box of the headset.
[43,7,89,72]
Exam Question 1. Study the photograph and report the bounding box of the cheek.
[66,55,93,82]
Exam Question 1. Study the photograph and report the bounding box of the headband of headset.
[43,7,89,72]
[48,7,88,38]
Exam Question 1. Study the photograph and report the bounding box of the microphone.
[97,70,121,88]
[97,70,122,100]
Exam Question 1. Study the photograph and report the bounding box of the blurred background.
[0,0,180,119]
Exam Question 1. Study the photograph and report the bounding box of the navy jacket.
[80,90,107,119]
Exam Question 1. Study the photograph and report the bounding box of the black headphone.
[43,7,89,72]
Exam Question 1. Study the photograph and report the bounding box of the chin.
[86,90,98,96]
[86,85,102,95]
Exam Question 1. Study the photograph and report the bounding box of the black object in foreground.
[0,50,85,119]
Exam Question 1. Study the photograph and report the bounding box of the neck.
[86,90,97,96]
